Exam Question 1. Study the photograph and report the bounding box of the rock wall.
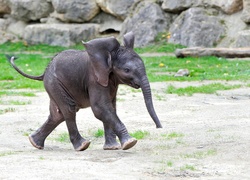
[0,0,250,48]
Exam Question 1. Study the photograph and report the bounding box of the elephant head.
[83,32,162,128]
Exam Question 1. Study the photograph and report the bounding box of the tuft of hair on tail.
[5,54,18,62]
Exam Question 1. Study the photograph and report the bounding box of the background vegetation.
[0,39,250,93]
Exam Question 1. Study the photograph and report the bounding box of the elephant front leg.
[90,88,137,150]
[114,122,137,150]
[93,107,137,150]
[109,99,137,150]
[103,123,121,150]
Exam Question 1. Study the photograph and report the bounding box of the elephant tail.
[6,55,44,81]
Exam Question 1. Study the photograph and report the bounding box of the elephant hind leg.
[57,102,90,151]
[29,100,64,150]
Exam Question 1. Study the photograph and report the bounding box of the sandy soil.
[1,81,250,180]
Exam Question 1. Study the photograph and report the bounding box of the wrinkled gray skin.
[8,32,162,151]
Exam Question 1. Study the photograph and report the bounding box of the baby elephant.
[8,32,162,151]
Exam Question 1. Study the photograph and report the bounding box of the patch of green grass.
[0,91,36,97]
[130,88,141,93]
[182,149,217,159]
[161,132,184,140]
[116,97,125,102]
[39,156,45,160]
[158,160,174,172]
[0,53,50,89]
[22,132,29,136]
[93,128,104,138]
[180,164,196,171]
[130,130,150,139]
[1,42,250,91]
[166,83,241,96]
[0,151,15,157]
[143,56,250,82]
[2,100,31,105]
[19,128,33,137]
[167,161,173,167]
[55,132,70,143]
[0,107,16,114]
[155,93,165,101]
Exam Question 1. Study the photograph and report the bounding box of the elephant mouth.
[119,78,140,89]
[129,82,140,89]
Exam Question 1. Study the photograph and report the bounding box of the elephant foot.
[121,138,137,150]
[103,142,121,150]
[29,134,44,150]
[74,140,91,151]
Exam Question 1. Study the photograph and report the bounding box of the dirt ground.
[1,81,250,180]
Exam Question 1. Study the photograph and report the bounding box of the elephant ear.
[83,37,120,87]
[123,31,135,49]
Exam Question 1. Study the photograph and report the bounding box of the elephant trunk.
[140,76,162,128]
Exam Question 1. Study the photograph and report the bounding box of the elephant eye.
[124,68,130,73]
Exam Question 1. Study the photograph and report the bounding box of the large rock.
[96,0,135,20]
[168,8,225,47]
[23,24,100,47]
[52,0,100,23]
[217,11,246,48]
[120,1,169,47]
[8,0,53,21]
[241,0,250,23]
[161,0,243,14]
[235,30,250,47]
[0,0,10,16]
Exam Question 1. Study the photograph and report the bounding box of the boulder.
[235,30,250,47]
[0,18,7,30]
[217,11,246,48]
[51,0,100,23]
[0,30,19,44]
[241,0,250,23]
[23,24,100,47]
[8,0,53,22]
[7,19,27,37]
[96,0,135,20]
[90,12,123,33]
[208,0,243,15]
[120,1,169,47]
[161,0,243,14]
[40,16,63,24]
[161,0,199,13]
[168,7,225,47]
[0,0,11,16]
